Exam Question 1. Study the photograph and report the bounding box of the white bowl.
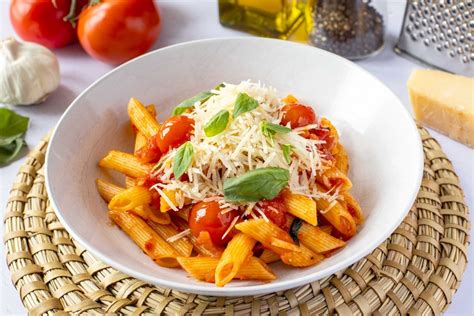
[46,38,423,296]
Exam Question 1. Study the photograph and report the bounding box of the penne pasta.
[125,176,136,189]
[280,244,324,267]
[339,191,364,225]
[128,97,160,139]
[109,210,179,267]
[334,143,349,174]
[316,185,357,238]
[316,166,352,192]
[96,179,122,202]
[235,219,321,267]
[149,210,171,225]
[215,233,256,287]
[282,190,317,225]
[298,223,346,254]
[177,256,275,283]
[134,132,148,153]
[159,189,191,212]
[148,221,193,257]
[108,186,152,212]
[99,150,152,178]
[259,250,281,264]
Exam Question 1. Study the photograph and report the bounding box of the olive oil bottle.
[218,0,307,39]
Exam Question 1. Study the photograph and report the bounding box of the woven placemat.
[3,126,470,315]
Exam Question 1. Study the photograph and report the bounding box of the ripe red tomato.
[136,137,162,163]
[156,116,194,153]
[77,0,161,64]
[259,196,287,227]
[189,201,239,246]
[280,104,317,129]
[10,0,87,49]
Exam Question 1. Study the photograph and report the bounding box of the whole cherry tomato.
[77,0,161,64]
[156,116,194,153]
[189,201,239,246]
[259,196,287,227]
[280,103,317,129]
[10,0,87,49]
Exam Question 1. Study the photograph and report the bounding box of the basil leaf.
[282,144,293,164]
[173,91,214,115]
[0,108,29,146]
[173,142,194,179]
[233,93,259,118]
[0,138,25,165]
[289,218,303,244]
[224,167,289,202]
[260,121,291,139]
[214,83,225,90]
[204,110,230,137]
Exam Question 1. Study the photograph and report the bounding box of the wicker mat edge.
[3,126,470,316]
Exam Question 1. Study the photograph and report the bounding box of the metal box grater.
[395,0,473,76]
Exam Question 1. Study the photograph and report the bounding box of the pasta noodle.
[177,256,275,283]
[109,186,152,211]
[99,150,152,178]
[215,233,256,287]
[282,190,317,225]
[127,97,160,139]
[109,210,179,267]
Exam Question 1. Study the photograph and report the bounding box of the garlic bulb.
[0,38,60,105]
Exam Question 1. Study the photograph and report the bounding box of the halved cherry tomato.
[10,0,87,49]
[156,115,194,153]
[189,201,239,246]
[77,0,160,64]
[136,137,162,163]
[280,103,317,129]
[259,196,287,228]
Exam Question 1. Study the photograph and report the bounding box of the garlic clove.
[0,37,60,106]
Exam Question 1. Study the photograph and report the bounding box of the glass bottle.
[218,0,308,39]
[306,0,386,59]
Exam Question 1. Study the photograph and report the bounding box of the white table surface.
[0,0,472,315]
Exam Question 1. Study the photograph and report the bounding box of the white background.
[0,0,472,315]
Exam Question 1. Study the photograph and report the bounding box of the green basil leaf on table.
[223,167,289,202]
[282,144,293,164]
[173,141,194,179]
[0,108,29,146]
[204,110,230,137]
[233,93,259,118]
[173,91,214,115]
[260,121,291,139]
[0,108,29,165]
[289,218,303,244]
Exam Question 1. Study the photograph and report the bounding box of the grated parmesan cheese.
[166,229,191,242]
[152,81,335,214]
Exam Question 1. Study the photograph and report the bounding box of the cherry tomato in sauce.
[259,196,287,228]
[156,115,194,153]
[136,137,162,163]
[309,128,335,160]
[189,201,238,246]
[280,103,317,129]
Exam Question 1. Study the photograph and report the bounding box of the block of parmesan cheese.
[407,69,474,148]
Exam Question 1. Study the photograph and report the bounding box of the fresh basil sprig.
[289,218,303,244]
[223,167,289,202]
[173,91,214,115]
[173,142,194,179]
[0,108,29,165]
[260,121,291,139]
[204,110,230,137]
[233,93,259,118]
[282,144,293,164]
